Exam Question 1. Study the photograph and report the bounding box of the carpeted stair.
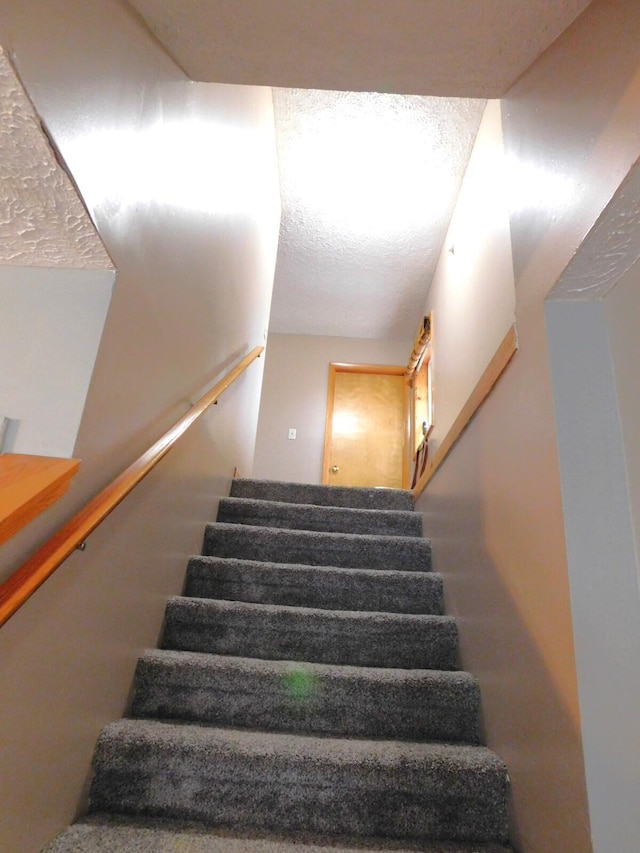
[44,478,513,852]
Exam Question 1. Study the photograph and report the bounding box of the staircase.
[45,479,512,852]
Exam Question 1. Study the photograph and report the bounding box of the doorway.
[322,363,409,488]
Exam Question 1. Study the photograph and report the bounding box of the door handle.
[331,465,339,474]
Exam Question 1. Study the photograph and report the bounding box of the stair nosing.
[187,554,440,581]
[205,521,431,547]
[219,496,420,519]
[166,595,455,623]
[136,648,477,684]
[98,718,503,768]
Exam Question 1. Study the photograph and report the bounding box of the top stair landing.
[230,478,414,512]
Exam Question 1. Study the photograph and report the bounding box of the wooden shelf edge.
[412,325,518,500]
[0,455,81,548]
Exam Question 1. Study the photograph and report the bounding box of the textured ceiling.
[0,48,113,269]
[269,89,486,339]
[128,0,592,98]
[127,0,593,340]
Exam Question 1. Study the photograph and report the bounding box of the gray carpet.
[184,556,444,614]
[217,497,423,537]
[202,523,432,572]
[132,650,480,742]
[45,815,514,852]
[229,479,414,511]
[43,478,512,852]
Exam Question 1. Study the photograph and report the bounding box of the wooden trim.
[0,346,264,629]
[0,455,81,547]
[321,364,338,484]
[412,325,518,499]
[330,362,406,377]
[405,312,432,376]
[402,380,411,489]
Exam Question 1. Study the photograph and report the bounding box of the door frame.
[322,362,410,488]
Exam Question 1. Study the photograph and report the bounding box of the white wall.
[0,47,116,457]
[0,266,114,456]
[253,333,410,484]
[546,296,640,853]
[415,2,640,851]
[605,261,640,570]
[544,251,640,853]
[422,99,515,455]
[0,2,280,850]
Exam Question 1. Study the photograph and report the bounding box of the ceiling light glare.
[65,119,268,218]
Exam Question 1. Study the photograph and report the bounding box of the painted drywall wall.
[545,253,640,852]
[422,99,515,456]
[0,47,116,456]
[541,141,640,853]
[0,265,114,456]
[253,334,410,484]
[0,2,280,851]
[605,261,640,573]
[546,297,640,853]
[416,1,640,851]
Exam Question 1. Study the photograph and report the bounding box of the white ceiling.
[129,0,593,340]
[128,0,592,98]
[269,89,485,338]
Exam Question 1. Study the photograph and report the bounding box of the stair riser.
[162,600,458,669]
[230,479,414,511]
[90,737,508,842]
[185,558,444,614]
[132,657,480,742]
[217,498,422,537]
[203,524,432,572]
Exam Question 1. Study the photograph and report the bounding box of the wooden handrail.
[0,346,264,629]
[412,326,517,499]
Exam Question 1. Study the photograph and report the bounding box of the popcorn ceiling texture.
[270,89,486,339]
[128,0,592,98]
[549,160,640,300]
[0,48,113,269]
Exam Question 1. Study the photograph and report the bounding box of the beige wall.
[0,265,115,457]
[422,98,515,455]
[253,334,410,484]
[416,2,640,851]
[545,250,640,852]
[0,2,280,851]
[605,262,640,570]
[546,294,640,853]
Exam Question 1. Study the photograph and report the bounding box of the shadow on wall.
[417,447,591,853]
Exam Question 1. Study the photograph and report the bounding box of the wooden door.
[323,364,409,488]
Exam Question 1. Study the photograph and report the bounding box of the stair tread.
[203,522,431,572]
[46,814,515,852]
[136,648,474,683]
[96,718,504,769]
[162,597,458,669]
[207,521,429,547]
[230,479,414,511]
[188,554,438,581]
[90,720,508,841]
[166,595,454,622]
[217,497,422,536]
[132,649,480,742]
[185,556,443,614]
